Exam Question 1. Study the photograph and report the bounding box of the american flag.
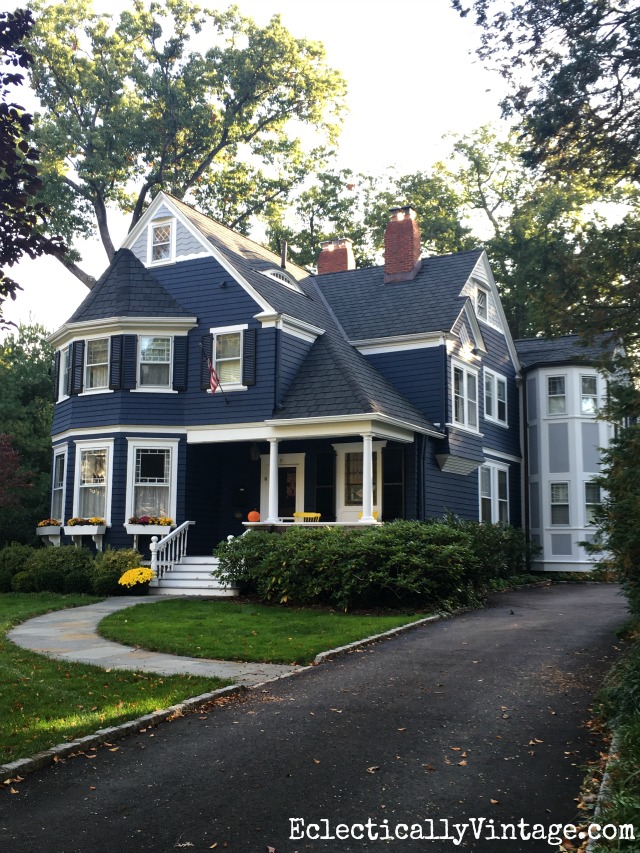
[207,358,220,394]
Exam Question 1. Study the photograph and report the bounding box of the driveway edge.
[1,612,442,782]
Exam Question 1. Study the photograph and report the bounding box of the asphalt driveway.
[0,584,628,852]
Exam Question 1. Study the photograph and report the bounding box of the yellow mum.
[118,567,154,587]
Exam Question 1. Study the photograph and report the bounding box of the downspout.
[520,372,531,568]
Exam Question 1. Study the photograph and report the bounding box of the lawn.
[0,594,231,764]
[98,598,428,665]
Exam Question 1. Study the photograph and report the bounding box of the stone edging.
[0,612,441,782]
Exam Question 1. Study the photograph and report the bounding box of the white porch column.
[360,433,375,523]
[266,438,279,522]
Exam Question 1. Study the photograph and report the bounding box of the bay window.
[547,376,566,415]
[126,439,178,522]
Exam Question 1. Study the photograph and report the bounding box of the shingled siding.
[422,439,480,521]
[364,346,447,425]
[478,323,521,459]
[152,257,278,425]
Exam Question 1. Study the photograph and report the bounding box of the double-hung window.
[76,443,112,520]
[209,326,247,388]
[85,338,109,390]
[581,375,598,415]
[550,482,570,525]
[59,345,72,399]
[479,463,509,524]
[150,222,173,263]
[452,362,478,430]
[138,336,172,388]
[585,482,602,525]
[133,448,171,517]
[51,449,66,521]
[547,376,567,415]
[484,369,507,425]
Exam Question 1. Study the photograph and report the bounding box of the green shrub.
[440,516,535,584]
[0,543,38,592]
[11,571,37,592]
[93,548,143,596]
[215,520,480,610]
[19,546,95,594]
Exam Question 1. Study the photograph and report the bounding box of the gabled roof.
[67,248,193,324]
[271,332,441,434]
[515,334,617,371]
[315,249,485,340]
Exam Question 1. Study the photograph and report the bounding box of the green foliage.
[0,324,54,545]
[0,542,36,591]
[14,545,95,593]
[443,515,537,584]
[26,0,346,282]
[93,547,143,596]
[215,519,530,610]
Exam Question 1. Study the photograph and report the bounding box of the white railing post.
[150,536,159,576]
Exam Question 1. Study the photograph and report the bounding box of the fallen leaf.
[451,747,461,751]
[422,764,436,772]
[313,758,320,764]
[329,708,342,713]
[108,747,119,752]
[367,766,380,773]
[397,727,406,732]
[458,760,467,766]
[10,787,18,794]
[89,786,96,791]
[209,845,218,849]
[490,798,499,804]
[267,847,276,853]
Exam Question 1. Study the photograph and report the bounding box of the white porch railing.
[150,520,195,579]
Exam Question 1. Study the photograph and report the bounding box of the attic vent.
[260,269,302,292]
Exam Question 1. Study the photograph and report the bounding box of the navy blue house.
[44,193,608,590]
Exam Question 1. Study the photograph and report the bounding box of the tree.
[0,7,64,325]
[452,0,640,183]
[26,0,346,286]
[0,323,54,544]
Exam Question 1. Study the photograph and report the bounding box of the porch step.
[150,555,239,597]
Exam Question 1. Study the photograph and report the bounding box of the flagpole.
[200,341,230,405]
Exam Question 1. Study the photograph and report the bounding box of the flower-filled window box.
[63,518,107,551]
[36,519,62,547]
[124,516,174,549]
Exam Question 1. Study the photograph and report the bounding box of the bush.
[440,515,536,584]
[0,543,37,592]
[215,520,481,610]
[19,546,95,594]
[11,571,37,592]
[93,548,142,596]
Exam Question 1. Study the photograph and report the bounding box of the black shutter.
[122,335,137,390]
[109,336,123,390]
[242,328,256,387]
[70,340,84,395]
[200,333,213,390]
[53,350,60,402]
[172,336,188,391]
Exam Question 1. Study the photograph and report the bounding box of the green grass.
[98,598,428,665]
[0,594,231,764]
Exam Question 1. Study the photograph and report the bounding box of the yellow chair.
[292,512,321,523]
[358,511,380,520]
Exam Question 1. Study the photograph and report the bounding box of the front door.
[278,466,297,518]
[260,452,306,520]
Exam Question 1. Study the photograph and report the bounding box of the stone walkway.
[8,597,301,686]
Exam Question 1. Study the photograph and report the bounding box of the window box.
[63,524,107,551]
[36,526,62,547]
[124,524,173,536]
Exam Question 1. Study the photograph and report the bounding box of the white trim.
[469,253,521,372]
[72,438,114,524]
[254,311,325,342]
[483,366,508,427]
[125,437,179,523]
[482,447,522,464]
[259,452,306,520]
[58,344,72,401]
[209,324,247,392]
[48,316,197,348]
[259,268,303,293]
[351,332,449,355]
[546,373,568,417]
[51,444,68,522]
[462,304,487,353]
[451,357,480,433]
[332,440,387,522]
[52,425,188,441]
[137,333,173,391]
[479,461,510,524]
[147,217,177,267]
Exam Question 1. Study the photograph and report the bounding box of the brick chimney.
[317,238,356,275]
[384,206,422,283]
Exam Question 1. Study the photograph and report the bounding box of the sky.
[3,0,507,333]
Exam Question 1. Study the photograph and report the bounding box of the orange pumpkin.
[247,509,261,522]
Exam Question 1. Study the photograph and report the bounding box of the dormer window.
[260,268,303,293]
[476,288,488,321]
[149,221,174,264]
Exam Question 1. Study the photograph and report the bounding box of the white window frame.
[550,481,570,526]
[476,287,488,321]
[51,445,68,521]
[209,324,248,392]
[484,368,508,426]
[580,374,598,416]
[479,462,509,524]
[585,481,602,526]
[547,375,567,416]
[451,359,479,432]
[83,336,110,393]
[72,439,114,524]
[137,335,174,391]
[58,345,72,400]
[148,218,176,265]
[125,438,179,522]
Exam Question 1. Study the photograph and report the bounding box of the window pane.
[498,469,508,501]
[477,290,487,319]
[54,455,65,489]
[139,336,171,387]
[551,483,568,503]
[140,337,171,362]
[216,333,241,359]
[484,374,493,417]
[551,505,570,525]
[140,363,171,386]
[548,377,565,396]
[467,373,477,427]
[345,452,363,505]
[582,376,597,396]
[585,482,601,503]
[480,466,491,498]
[497,380,507,421]
[481,497,492,523]
[218,360,241,384]
[152,224,171,261]
[81,449,106,484]
[136,449,170,483]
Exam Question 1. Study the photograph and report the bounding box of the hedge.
[215,519,532,610]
